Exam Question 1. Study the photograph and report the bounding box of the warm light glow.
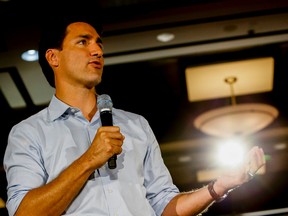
[0,197,5,208]
[216,140,245,167]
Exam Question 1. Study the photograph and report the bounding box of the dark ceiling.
[1,0,288,215]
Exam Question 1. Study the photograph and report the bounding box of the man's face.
[55,22,104,89]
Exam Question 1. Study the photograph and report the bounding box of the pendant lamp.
[193,76,279,138]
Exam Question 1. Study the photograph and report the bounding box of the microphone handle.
[100,110,117,169]
[108,155,117,169]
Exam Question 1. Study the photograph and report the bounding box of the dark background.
[1,0,288,215]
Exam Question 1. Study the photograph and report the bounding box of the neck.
[55,85,98,121]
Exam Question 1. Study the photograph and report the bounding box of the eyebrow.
[79,34,103,44]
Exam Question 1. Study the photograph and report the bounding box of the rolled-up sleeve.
[4,123,47,216]
[141,117,179,215]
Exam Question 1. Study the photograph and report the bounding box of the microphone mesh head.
[97,94,113,111]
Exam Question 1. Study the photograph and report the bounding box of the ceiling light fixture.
[194,76,279,138]
[21,49,39,62]
[156,32,175,42]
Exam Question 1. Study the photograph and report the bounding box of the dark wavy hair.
[38,14,103,88]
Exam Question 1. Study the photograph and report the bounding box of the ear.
[45,49,59,67]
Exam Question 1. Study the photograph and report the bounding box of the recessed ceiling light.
[21,49,39,62]
[156,32,175,42]
[178,155,191,163]
[274,143,287,150]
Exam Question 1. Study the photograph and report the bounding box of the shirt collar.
[47,95,80,122]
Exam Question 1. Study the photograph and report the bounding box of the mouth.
[89,60,102,69]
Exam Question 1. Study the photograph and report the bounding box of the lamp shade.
[194,103,279,138]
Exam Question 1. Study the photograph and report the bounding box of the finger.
[98,129,124,140]
[99,126,125,139]
[98,125,121,133]
[104,137,124,147]
[247,146,265,178]
[104,134,125,145]
[254,147,266,173]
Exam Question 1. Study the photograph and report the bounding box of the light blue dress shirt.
[4,95,179,216]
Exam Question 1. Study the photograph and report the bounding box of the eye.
[78,39,87,45]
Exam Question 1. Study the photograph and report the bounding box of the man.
[4,14,265,216]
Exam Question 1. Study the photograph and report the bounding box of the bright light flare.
[217,140,245,167]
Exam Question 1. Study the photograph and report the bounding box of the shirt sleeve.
[140,117,179,215]
[3,123,47,216]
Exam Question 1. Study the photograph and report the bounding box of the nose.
[90,44,103,58]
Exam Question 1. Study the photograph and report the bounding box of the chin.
[86,78,101,89]
[94,78,102,86]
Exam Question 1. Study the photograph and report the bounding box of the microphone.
[97,94,117,169]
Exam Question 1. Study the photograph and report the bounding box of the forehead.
[66,22,100,38]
